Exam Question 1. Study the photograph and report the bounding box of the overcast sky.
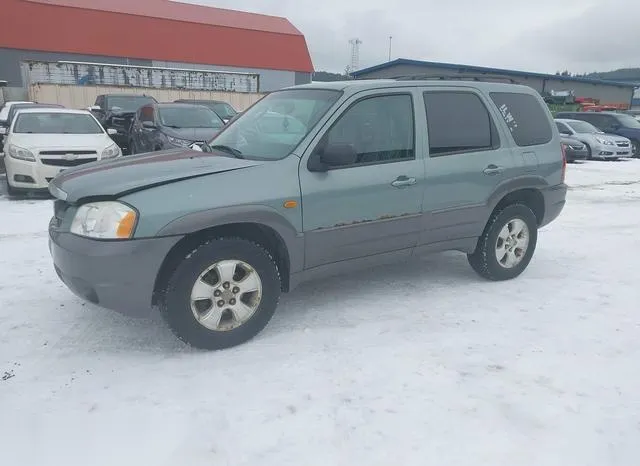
[188,0,639,74]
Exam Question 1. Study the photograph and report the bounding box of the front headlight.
[167,135,192,147]
[101,142,121,159]
[6,144,35,161]
[596,137,614,145]
[70,201,137,239]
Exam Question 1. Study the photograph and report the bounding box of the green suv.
[48,79,568,349]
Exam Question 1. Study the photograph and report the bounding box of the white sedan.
[3,108,121,195]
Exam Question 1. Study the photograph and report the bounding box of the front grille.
[569,144,585,150]
[39,150,97,156]
[41,158,97,167]
[616,142,630,147]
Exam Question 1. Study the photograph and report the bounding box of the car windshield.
[212,102,237,118]
[158,106,224,128]
[567,121,601,134]
[206,89,342,160]
[13,112,104,134]
[615,114,640,128]
[107,96,155,113]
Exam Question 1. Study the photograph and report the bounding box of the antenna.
[348,38,362,75]
[388,36,392,62]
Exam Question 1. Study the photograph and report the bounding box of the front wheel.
[631,140,639,159]
[160,238,281,350]
[467,204,538,281]
[584,143,592,160]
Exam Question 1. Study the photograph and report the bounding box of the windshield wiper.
[164,124,182,129]
[209,144,244,159]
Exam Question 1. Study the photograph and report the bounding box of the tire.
[631,140,640,159]
[6,181,17,197]
[160,238,281,350]
[467,204,538,281]
[584,143,592,160]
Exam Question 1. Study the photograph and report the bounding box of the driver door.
[299,90,425,269]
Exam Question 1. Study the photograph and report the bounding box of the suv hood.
[49,148,263,203]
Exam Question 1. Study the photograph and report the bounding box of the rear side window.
[490,92,552,147]
[423,91,499,156]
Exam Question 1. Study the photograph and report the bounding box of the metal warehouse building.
[0,0,314,93]
[352,59,637,107]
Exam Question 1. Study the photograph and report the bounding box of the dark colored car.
[89,94,157,154]
[174,99,238,123]
[560,135,588,162]
[555,111,640,158]
[129,103,225,154]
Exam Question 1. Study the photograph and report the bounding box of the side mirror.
[560,131,571,136]
[142,120,156,129]
[0,126,6,135]
[107,128,117,135]
[308,143,358,172]
[89,105,102,112]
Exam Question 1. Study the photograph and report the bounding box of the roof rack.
[393,74,519,84]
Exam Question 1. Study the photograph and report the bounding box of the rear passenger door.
[418,89,518,246]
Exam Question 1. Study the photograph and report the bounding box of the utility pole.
[388,36,392,62]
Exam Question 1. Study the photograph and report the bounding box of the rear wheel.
[468,204,538,281]
[160,238,281,350]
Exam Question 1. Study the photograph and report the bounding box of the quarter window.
[490,92,552,147]
[423,91,499,156]
[318,94,415,167]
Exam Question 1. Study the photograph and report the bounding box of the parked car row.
[0,95,240,195]
[555,118,634,161]
[86,94,239,154]
[555,111,640,158]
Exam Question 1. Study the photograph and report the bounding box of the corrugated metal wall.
[23,61,260,93]
[29,84,266,111]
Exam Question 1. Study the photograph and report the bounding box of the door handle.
[391,176,417,188]
[483,164,504,176]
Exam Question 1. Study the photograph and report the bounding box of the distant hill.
[556,68,640,82]
[312,71,349,82]
[585,68,640,82]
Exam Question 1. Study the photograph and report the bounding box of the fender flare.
[157,204,304,273]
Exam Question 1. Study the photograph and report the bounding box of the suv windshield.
[106,96,155,113]
[206,89,342,160]
[14,112,104,134]
[567,120,601,134]
[615,114,640,129]
[159,106,224,128]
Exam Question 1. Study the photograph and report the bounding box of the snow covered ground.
[1,161,639,466]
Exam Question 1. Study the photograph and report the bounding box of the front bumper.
[5,156,66,190]
[540,183,567,228]
[593,143,632,159]
[49,227,181,317]
[565,146,588,161]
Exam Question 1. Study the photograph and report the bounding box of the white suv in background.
[4,108,122,195]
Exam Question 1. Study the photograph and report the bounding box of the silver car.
[555,118,632,160]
